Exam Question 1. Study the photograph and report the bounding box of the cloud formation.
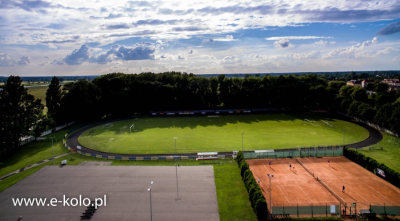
[322,37,378,59]
[266,36,331,40]
[377,21,400,35]
[274,39,290,48]
[0,54,31,67]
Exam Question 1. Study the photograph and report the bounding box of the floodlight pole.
[50,136,55,165]
[148,181,153,221]
[174,137,180,200]
[268,174,274,220]
[342,129,346,146]
[242,133,244,152]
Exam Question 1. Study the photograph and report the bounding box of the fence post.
[297,203,299,218]
[283,204,285,215]
[312,203,313,218]
[326,203,327,217]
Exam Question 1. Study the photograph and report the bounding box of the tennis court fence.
[243,146,343,159]
[370,205,400,216]
[272,204,341,217]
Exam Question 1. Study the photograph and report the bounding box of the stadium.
[3,109,399,221]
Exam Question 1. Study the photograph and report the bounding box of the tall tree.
[46,76,62,125]
[0,76,44,153]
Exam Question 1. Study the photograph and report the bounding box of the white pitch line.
[278,185,291,204]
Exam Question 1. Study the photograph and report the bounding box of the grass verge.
[358,133,400,173]
[0,123,84,178]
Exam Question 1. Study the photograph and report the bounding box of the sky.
[0,0,400,76]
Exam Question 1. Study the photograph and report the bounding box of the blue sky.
[0,0,400,76]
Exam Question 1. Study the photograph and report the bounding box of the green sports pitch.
[78,114,369,154]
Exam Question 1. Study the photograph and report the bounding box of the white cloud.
[266,36,332,40]
[178,54,185,60]
[201,55,216,59]
[393,55,400,61]
[214,35,239,41]
[350,25,356,28]
[274,39,290,48]
[315,40,329,46]
[0,54,31,67]
[188,50,194,54]
[219,55,241,65]
[322,37,378,59]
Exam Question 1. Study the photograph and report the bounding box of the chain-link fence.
[243,146,343,159]
[272,204,341,217]
[370,205,400,216]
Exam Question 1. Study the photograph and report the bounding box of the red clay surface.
[247,157,400,210]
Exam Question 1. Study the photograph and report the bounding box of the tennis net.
[296,158,314,177]
[317,177,347,207]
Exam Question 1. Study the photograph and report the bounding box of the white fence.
[18,121,78,147]
[337,112,398,137]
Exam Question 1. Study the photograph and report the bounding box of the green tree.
[390,103,400,136]
[0,76,44,153]
[375,83,389,93]
[375,104,393,129]
[46,76,62,125]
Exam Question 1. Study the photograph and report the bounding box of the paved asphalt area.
[0,166,220,221]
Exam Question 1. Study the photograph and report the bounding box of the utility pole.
[174,137,180,200]
[268,174,274,220]
[242,133,244,152]
[147,181,153,221]
[50,136,55,165]
[342,129,346,146]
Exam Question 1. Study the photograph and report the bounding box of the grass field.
[78,114,369,154]
[26,85,48,105]
[358,133,400,173]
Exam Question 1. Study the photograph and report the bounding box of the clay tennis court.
[247,156,400,211]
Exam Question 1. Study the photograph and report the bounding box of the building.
[381,79,400,87]
[347,80,362,87]
[362,80,374,88]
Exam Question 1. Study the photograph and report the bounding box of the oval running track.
[66,117,383,158]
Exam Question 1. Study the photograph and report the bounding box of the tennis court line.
[306,158,334,175]
[281,164,289,174]
[299,185,313,203]
[345,185,368,202]
[364,183,395,204]
[332,162,350,174]
[277,185,291,204]
[263,164,271,174]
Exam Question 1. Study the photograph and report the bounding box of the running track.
[66,117,383,158]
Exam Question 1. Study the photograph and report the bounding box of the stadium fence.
[243,146,343,159]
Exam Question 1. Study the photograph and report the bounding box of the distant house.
[381,79,400,87]
[362,80,374,88]
[366,90,376,95]
[389,86,400,92]
[347,80,362,87]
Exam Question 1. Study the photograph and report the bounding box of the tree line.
[1,72,399,153]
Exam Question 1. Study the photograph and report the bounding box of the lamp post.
[242,133,244,152]
[50,136,55,165]
[268,174,274,220]
[174,137,180,201]
[147,181,154,221]
[342,129,346,146]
